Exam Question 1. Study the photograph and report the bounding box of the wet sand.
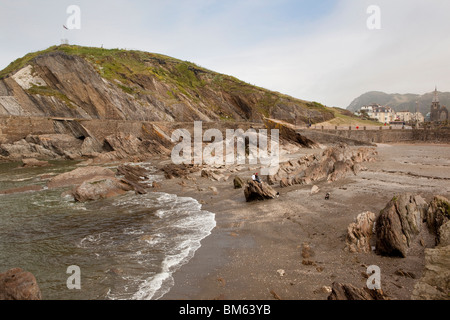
[158,143,450,300]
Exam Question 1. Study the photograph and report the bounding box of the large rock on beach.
[426,195,450,244]
[412,220,450,300]
[375,194,428,257]
[345,211,376,253]
[0,268,42,300]
[233,176,244,189]
[244,180,279,202]
[72,176,134,202]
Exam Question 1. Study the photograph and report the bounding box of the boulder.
[310,185,320,195]
[244,180,278,202]
[327,282,388,300]
[47,166,115,188]
[411,220,450,300]
[0,268,42,300]
[233,176,244,189]
[426,195,450,244]
[72,176,134,202]
[345,211,376,253]
[375,194,428,257]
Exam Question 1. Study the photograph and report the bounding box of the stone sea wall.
[299,127,450,144]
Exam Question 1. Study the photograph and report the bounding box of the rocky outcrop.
[115,164,150,195]
[47,164,151,202]
[233,176,244,189]
[201,169,223,181]
[268,144,377,187]
[244,180,279,202]
[161,163,200,179]
[345,211,376,253]
[47,166,115,188]
[412,220,450,300]
[0,268,42,300]
[263,118,319,148]
[327,282,388,300]
[426,196,450,245]
[0,133,97,161]
[375,194,428,258]
[72,176,135,202]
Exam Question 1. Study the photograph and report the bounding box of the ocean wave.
[88,191,217,300]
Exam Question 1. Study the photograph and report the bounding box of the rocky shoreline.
[1,142,449,300]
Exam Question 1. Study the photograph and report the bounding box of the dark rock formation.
[116,164,149,195]
[233,176,244,189]
[263,118,319,149]
[327,282,389,300]
[412,220,450,300]
[345,211,376,253]
[244,180,278,202]
[375,194,428,257]
[0,268,42,300]
[161,163,200,179]
[426,195,450,245]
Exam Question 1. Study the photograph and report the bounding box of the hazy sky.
[1,0,449,108]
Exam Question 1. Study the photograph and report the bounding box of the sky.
[1,0,449,108]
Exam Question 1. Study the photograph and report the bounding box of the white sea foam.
[102,191,216,300]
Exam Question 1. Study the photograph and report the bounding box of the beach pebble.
[277,269,286,277]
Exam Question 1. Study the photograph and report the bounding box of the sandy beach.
[157,143,450,300]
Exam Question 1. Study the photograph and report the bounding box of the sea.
[0,160,216,300]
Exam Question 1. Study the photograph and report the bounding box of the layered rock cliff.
[0,45,334,124]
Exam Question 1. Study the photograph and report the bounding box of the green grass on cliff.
[0,45,337,122]
[27,84,77,109]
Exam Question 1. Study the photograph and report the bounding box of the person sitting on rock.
[252,172,262,184]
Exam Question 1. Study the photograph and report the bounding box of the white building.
[360,104,395,124]
[358,104,424,124]
[395,111,424,123]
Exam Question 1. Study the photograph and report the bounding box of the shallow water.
[0,161,215,300]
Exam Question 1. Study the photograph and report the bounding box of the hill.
[347,90,450,115]
[0,45,334,124]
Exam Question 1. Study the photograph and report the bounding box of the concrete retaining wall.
[1,116,449,145]
[299,127,450,144]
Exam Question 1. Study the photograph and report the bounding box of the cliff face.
[0,45,334,124]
